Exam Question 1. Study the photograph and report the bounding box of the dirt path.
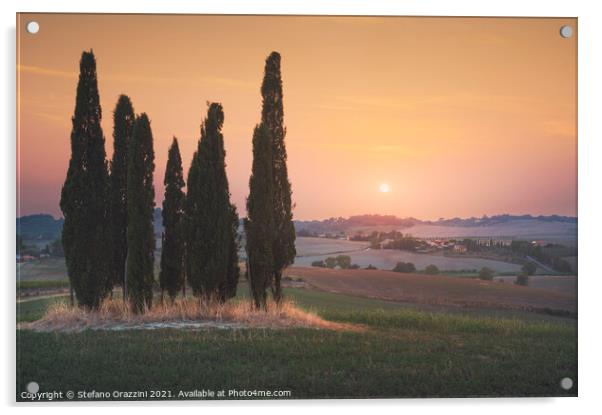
[17,293,68,304]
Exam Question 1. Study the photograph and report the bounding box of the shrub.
[365,264,378,270]
[324,257,337,269]
[424,264,439,275]
[311,260,326,268]
[478,267,494,280]
[515,273,529,286]
[335,255,352,269]
[392,262,416,273]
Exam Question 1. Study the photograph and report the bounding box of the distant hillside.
[294,215,421,234]
[16,214,64,241]
[17,209,165,242]
[294,214,577,236]
[427,214,577,227]
[17,211,577,242]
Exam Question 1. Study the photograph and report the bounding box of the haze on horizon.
[17,14,577,221]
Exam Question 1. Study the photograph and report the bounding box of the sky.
[17,14,577,221]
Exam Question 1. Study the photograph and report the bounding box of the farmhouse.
[17,254,36,263]
[453,244,468,253]
[531,240,548,247]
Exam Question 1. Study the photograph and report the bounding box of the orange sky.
[17,14,577,220]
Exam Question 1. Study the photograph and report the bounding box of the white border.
[3,1,601,414]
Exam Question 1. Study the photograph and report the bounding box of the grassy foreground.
[17,285,577,400]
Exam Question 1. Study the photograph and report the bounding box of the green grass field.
[16,283,577,400]
[17,296,69,323]
[17,279,70,297]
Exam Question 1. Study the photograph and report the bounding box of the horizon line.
[16,210,579,223]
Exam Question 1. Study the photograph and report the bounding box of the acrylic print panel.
[16,14,577,401]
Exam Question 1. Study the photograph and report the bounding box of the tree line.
[61,50,295,312]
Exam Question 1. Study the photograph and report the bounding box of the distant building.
[17,254,36,262]
[531,240,548,247]
[475,238,513,247]
[453,244,467,253]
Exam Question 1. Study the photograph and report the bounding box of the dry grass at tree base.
[22,297,360,332]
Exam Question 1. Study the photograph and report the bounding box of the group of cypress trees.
[61,50,158,312]
[246,52,296,309]
[61,50,295,313]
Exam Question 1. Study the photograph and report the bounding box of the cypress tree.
[245,124,275,309]
[220,204,240,302]
[185,103,238,301]
[60,50,111,310]
[126,113,156,313]
[185,151,201,295]
[160,137,186,302]
[261,51,296,302]
[109,95,135,297]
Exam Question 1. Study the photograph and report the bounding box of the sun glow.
[379,183,390,193]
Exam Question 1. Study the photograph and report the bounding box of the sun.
[379,183,390,193]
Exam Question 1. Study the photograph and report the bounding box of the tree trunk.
[182,256,186,298]
[123,243,128,302]
[246,257,254,300]
[272,270,282,304]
